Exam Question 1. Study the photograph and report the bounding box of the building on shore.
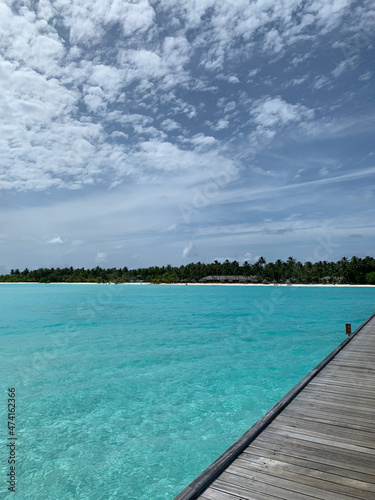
[199,275,252,283]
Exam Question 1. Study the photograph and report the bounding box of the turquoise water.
[0,284,374,499]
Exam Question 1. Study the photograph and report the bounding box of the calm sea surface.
[1,284,374,499]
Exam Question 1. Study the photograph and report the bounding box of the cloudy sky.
[0,0,374,271]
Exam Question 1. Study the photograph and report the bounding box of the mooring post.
[346,323,352,335]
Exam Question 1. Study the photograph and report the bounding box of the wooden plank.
[289,394,375,412]
[288,393,375,410]
[326,364,375,372]
[300,389,375,404]
[201,484,279,500]
[314,364,374,372]
[267,421,375,451]
[314,375,375,387]
[299,389,375,404]
[242,447,375,484]
[334,351,375,358]
[346,348,375,353]
[289,392,375,410]
[255,431,375,465]
[234,456,375,494]
[304,386,375,398]
[309,379,375,393]
[326,354,375,362]
[273,415,375,441]
[217,468,363,500]
[319,364,375,373]
[332,346,375,352]
[226,459,375,499]
[319,361,375,368]
[265,427,375,455]
[281,408,375,431]
[200,489,242,500]
[322,364,375,374]
[282,402,375,420]
[331,353,375,360]
[271,420,375,443]
[249,437,375,474]
[213,475,319,500]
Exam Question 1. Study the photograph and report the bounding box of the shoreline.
[0,282,374,287]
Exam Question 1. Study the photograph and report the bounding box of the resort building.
[199,275,251,283]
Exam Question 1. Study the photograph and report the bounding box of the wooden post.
[346,323,351,336]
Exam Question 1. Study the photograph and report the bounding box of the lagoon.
[0,284,374,499]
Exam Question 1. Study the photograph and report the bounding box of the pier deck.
[175,313,375,500]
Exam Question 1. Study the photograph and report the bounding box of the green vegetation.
[1,256,375,284]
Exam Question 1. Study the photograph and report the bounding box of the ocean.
[0,283,374,499]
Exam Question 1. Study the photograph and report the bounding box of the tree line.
[1,256,375,284]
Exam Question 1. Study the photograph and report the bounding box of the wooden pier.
[175,312,375,500]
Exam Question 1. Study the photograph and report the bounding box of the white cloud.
[0,3,65,77]
[213,119,229,130]
[46,236,64,244]
[0,0,370,195]
[243,252,252,262]
[161,119,182,132]
[313,75,330,89]
[95,252,107,264]
[264,29,283,54]
[124,49,163,79]
[217,99,236,113]
[359,71,372,81]
[249,97,314,151]
[182,241,198,259]
[190,134,217,149]
[248,69,260,78]
[332,56,358,78]
[289,76,308,86]
[252,97,313,128]
[55,0,155,45]
[88,64,123,100]
[310,0,352,31]
[104,0,155,37]
[301,114,375,140]
[83,86,107,113]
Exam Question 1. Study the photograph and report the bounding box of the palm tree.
[339,257,349,283]
[274,259,284,282]
[242,261,251,276]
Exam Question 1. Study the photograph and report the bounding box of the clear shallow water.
[0,284,374,499]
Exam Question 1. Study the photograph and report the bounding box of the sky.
[0,0,374,272]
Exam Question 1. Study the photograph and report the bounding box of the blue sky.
[0,0,374,271]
